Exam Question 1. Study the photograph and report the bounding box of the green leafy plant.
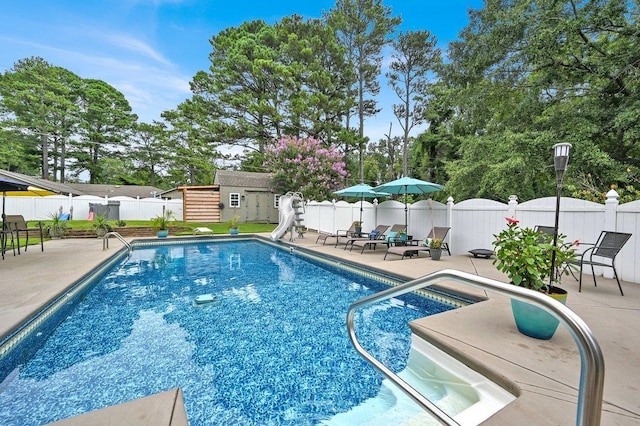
[429,238,443,249]
[46,212,68,238]
[151,209,174,231]
[492,217,577,292]
[92,214,113,236]
[226,214,240,230]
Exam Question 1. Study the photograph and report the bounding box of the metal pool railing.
[346,269,605,426]
[102,231,132,252]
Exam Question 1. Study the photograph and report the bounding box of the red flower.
[573,239,580,246]
[505,217,520,225]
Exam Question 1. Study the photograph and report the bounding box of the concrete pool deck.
[1,234,639,425]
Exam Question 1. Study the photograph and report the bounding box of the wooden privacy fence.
[305,190,639,285]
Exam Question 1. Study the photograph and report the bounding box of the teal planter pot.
[229,228,239,235]
[510,287,567,340]
[156,230,169,238]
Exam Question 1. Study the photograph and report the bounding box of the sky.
[0,0,483,146]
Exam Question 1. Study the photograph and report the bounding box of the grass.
[8,219,278,247]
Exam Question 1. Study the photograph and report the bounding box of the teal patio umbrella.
[373,177,444,232]
[333,183,389,225]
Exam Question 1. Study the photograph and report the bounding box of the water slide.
[270,193,300,241]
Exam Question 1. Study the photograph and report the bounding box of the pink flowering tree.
[263,136,349,200]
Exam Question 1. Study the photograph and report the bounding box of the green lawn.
[8,219,278,248]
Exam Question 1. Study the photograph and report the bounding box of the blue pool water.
[0,240,458,425]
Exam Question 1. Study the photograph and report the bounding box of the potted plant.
[151,209,174,238]
[92,214,113,237]
[46,212,68,239]
[227,214,240,235]
[492,217,578,339]
[429,238,443,260]
[353,221,363,237]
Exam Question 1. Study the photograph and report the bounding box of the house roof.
[65,183,166,198]
[0,169,80,195]
[213,170,273,190]
[0,169,166,198]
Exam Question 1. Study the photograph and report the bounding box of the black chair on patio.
[566,231,632,296]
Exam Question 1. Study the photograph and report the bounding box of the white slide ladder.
[270,192,304,241]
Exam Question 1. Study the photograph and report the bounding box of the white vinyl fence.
[2,195,184,222]
[306,190,640,285]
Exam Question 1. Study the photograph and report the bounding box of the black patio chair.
[566,231,632,296]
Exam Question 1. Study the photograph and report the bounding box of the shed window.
[229,193,240,207]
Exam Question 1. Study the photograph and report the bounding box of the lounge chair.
[384,244,430,260]
[565,231,632,296]
[4,214,44,253]
[383,226,451,260]
[193,227,214,235]
[348,225,391,253]
[424,227,451,255]
[334,222,366,248]
[315,222,357,245]
[351,224,405,254]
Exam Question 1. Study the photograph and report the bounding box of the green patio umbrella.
[333,183,389,225]
[372,177,444,232]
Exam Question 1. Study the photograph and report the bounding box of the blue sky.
[0,0,482,144]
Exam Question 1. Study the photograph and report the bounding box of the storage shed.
[214,170,279,224]
[179,185,221,223]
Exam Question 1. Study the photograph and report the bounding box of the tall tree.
[387,30,441,176]
[72,79,136,183]
[440,0,640,200]
[191,17,353,160]
[162,98,218,185]
[326,0,401,182]
[0,57,81,180]
[129,121,170,187]
[192,20,284,155]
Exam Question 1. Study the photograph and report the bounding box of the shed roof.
[213,170,273,190]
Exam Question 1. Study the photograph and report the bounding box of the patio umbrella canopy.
[333,183,389,225]
[0,177,52,229]
[372,176,444,233]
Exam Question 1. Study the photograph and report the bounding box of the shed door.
[245,191,271,223]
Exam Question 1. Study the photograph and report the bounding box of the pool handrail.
[103,231,132,252]
[346,269,604,426]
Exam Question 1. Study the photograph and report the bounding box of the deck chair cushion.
[385,231,398,242]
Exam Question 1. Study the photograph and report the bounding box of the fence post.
[508,195,518,218]
[603,189,620,279]
[604,189,619,232]
[447,196,454,254]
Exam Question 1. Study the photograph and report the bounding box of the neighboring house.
[65,183,169,198]
[0,169,168,199]
[0,169,80,195]
[213,170,280,224]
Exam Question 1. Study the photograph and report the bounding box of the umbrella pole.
[404,189,408,233]
[2,192,5,231]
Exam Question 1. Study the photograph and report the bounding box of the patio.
[0,235,638,424]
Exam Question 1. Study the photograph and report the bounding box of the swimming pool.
[0,238,470,425]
